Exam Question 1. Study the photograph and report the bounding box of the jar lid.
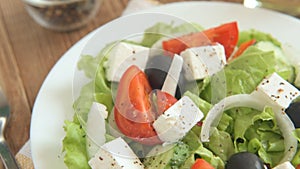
[23,0,85,7]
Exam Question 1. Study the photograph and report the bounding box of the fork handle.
[0,140,20,169]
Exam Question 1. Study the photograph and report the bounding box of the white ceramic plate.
[30,1,300,168]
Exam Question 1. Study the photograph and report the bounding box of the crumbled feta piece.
[105,42,149,81]
[273,161,295,169]
[252,73,300,109]
[180,43,226,80]
[89,137,144,169]
[153,96,204,144]
[89,148,122,169]
[86,102,108,158]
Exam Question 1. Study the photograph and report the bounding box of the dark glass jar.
[23,0,102,31]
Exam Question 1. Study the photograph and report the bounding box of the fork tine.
[0,87,20,169]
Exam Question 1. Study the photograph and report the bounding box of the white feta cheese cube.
[162,54,183,96]
[89,137,144,169]
[86,102,108,158]
[89,148,122,169]
[273,161,295,169]
[180,43,226,80]
[252,73,300,109]
[105,42,149,81]
[153,96,204,144]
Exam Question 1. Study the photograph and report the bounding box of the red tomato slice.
[114,65,177,145]
[114,65,159,145]
[162,32,212,54]
[203,22,239,59]
[162,22,239,59]
[232,39,256,59]
[191,159,215,169]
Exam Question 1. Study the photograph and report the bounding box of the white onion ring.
[200,93,297,163]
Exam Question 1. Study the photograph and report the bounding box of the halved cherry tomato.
[162,22,239,59]
[114,65,177,145]
[191,159,215,169]
[232,39,256,59]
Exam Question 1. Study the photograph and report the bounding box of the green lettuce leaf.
[222,106,284,167]
[182,131,225,169]
[201,46,294,101]
[293,150,300,167]
[203,128,235,162]
[143,130,225,169]
[143,142,190,169]
[77,55,100,79]
[217,113,233,132]
[94,58,113,112]
[198,105,285,167]
[62,116,90,169]
[292,128,300,143]
[140,22,203,47]
[63,44,114,169]
[73,81,95,125]
[238,29,281,47]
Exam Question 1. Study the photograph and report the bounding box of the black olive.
[226,152,264,169]
[145,54,191,99]
[286,102,300,128]
[144,54,171,92]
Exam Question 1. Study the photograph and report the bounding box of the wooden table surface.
[0,0,243,168]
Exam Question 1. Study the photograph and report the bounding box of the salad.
[62,20,300,169]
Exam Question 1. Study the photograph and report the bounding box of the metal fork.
[0,88,20,169]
